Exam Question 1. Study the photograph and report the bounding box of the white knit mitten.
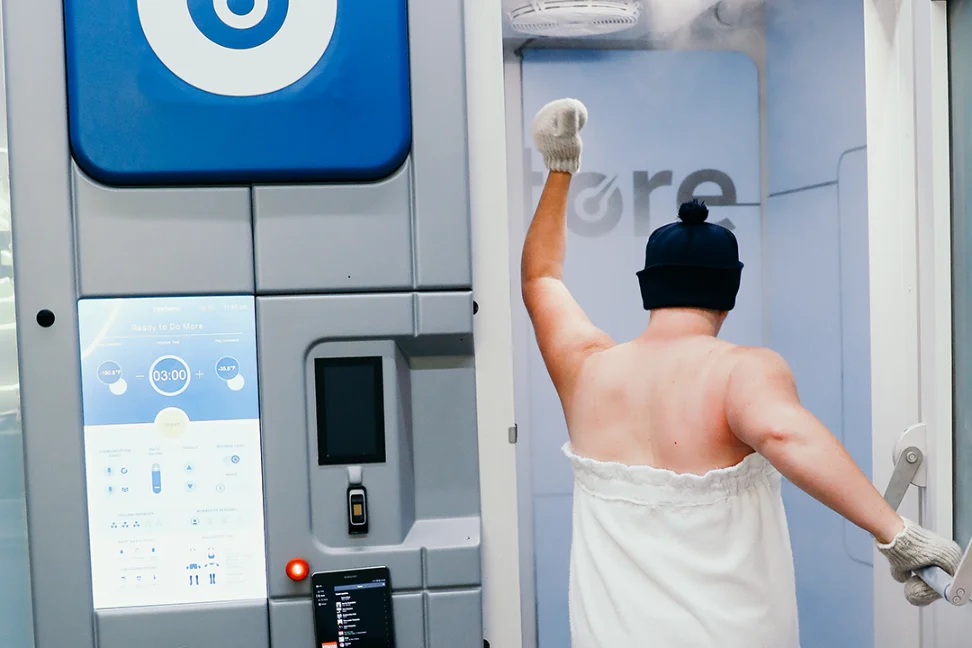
[531,98,587,174]
[877,517,962,606]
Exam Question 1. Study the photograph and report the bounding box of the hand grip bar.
[883,446,972,606]
[915,565,953,601]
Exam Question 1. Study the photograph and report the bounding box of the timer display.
[149,355,191,396]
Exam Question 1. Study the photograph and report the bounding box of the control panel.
[77,295,268,609]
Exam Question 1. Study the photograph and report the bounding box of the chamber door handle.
[882,426,972,606]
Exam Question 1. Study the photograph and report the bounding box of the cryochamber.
[2,1,972,647]
[496,0,972,646]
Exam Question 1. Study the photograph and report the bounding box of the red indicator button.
[286,558,309,581]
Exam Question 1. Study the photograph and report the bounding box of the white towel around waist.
[563,443,800,648]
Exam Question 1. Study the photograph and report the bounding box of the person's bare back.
[567,333,751,476]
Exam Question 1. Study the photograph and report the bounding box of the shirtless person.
[522,98,963,647]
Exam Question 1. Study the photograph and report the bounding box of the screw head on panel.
[36,309,55,327]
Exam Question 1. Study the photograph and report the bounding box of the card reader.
[348,486,368,535]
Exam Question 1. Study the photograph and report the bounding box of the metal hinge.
[883,423,928,510]
[508,424,518,444]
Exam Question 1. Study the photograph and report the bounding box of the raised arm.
[522,98,613,401]
[724,348,903,543]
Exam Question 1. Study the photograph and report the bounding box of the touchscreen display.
[313,567,395,647]
[77,295,268,610]
[314,357,386,466]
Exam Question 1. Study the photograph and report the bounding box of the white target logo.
[137,0,337,97]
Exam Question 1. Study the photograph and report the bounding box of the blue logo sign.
[140,0,331,97]
[64,0,411,185]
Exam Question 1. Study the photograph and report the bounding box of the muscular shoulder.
[723,346,796,391]
[729,345,789,369]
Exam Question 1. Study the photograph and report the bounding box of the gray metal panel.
[272,551,423,600]
[393,592,427,647]
[269,594,425,647]
[258,294,418,596]
[426,589,483,648]
[409,0,472,290]
[96,600,269,648]
[305,341,415,549]
[268,599,314,648]
[258,294,482,600]
[73,166,254,297]
[253,161,413,294]
[2,2,95,648]
[410,358,480,519]
[426,545,482,590]
[397,334,475,359]
[408,518,481,590]
[260,293,415,340]
[415,292,474,336]
[415,518,481,589]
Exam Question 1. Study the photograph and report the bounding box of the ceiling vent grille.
[506,0,642,37]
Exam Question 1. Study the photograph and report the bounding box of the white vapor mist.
[642,0,765,36]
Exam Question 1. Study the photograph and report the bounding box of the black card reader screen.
[312,567,395,648]
[315,357,386,466]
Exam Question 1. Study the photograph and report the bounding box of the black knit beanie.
[636,200,743,311]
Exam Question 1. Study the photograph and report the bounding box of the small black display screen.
[315,357,386,466]
[312,567,395,648]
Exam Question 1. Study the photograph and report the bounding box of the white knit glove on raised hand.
[531,98,587,174]
[877,517,963,606]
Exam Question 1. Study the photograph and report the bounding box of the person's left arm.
[521,99,613,402]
